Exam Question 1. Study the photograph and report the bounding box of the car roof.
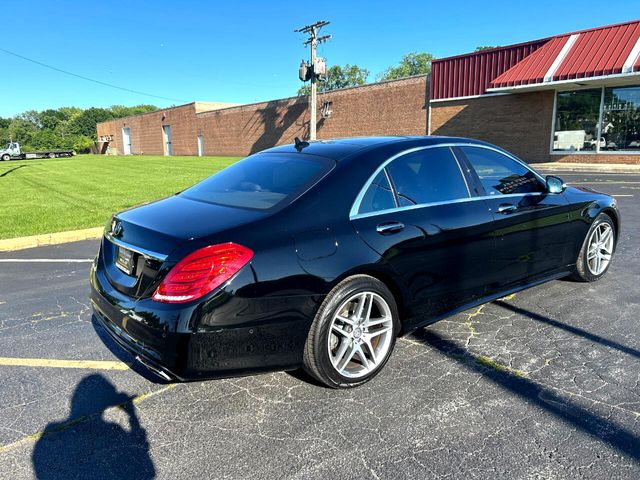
[257,136,492,161]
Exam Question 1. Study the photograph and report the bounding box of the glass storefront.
[602,86,640,151]
[553,85,640,153]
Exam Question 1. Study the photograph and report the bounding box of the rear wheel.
[303,275,399,388]
[572,213,616,282]
[48,152,56,159]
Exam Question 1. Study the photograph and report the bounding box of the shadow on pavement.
[410,328,640,460]
[32,374,155,480]
[494,300,640,359]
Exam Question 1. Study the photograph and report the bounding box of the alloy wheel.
[586,222,614,276]
[327,291,394,378]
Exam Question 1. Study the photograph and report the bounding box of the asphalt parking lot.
[0,171,638,479]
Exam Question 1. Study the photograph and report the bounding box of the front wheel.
[303,275,399,388]
[1,154,9,161]
[572,213,616,282]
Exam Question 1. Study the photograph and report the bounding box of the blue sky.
[1,0,638,117]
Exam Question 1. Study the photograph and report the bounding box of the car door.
[350,146,496,325]
[458,145,572,287]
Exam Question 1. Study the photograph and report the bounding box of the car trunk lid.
[101,194,267,299]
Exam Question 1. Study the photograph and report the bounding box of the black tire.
[1,154,9,161]
[48,153,56,159]
[303,275,400,388]
[571,213,616,282]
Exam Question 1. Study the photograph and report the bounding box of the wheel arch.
[328,267,410,329]
[600,207,620,241]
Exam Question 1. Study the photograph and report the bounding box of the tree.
[68,107,115,137]
[0,104,158,153]
[110,104,157,118]
[378,52,434,81]
[475,46,500,52]
[297,64,370,96]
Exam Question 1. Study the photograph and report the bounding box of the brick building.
[97,20,640,164]
[96,76,428,157]
[430,20,640,164]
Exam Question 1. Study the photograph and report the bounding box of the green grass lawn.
[0,154,241,239]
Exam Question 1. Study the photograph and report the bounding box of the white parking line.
[0,259,93,263]
[570,181,640,184]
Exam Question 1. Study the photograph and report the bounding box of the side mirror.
[546,175,566,194]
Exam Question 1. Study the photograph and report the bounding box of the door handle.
[376,222,405,235]
[497,203,517,214]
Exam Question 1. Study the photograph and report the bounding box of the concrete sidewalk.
[532,162,640,173]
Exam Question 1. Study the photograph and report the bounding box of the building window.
[602,86,640,151]
[552,85,640,153]
[553,89,601,152]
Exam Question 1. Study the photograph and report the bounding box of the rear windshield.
[180,153,335,210]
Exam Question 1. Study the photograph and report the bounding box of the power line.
[0,47,188,103]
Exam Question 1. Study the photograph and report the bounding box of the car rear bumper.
[90,264,321,381]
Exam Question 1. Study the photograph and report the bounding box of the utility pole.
[295,20,331,140]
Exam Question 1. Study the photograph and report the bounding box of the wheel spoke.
[366,325,392,338]
[601,228,612,245]
[331,324,351,339]
[363,293,373,323]
[336,342,357,371]
[331,338,350,368]
[365,316,390,328]
[354,293,367,321]
[355,344,372,370]
[336,315,356,326]
[587,248,598,260]
[361,337,378,364]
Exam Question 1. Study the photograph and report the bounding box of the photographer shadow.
[32,374,155,480]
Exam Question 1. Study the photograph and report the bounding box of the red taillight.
[152,243,253,304]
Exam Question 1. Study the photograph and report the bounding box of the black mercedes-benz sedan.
[90,136,620,388]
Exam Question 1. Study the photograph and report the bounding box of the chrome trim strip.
[104,232,168,262]
[449,146,472,197]
[350,193,543,220]
[349,143,546,219]
[382,168,399,208]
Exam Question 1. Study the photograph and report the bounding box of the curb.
[533,162,640,174]
[0,227,103,252]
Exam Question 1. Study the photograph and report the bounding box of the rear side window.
[358,170,396,214]
[181,153,335,210]
[386,147,470,206]
[461,147,544,195]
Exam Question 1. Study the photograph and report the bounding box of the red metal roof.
[431,20,640,100]
[553,21,640,79]
[491,20,640,89]
[490,35,570,87]
[430,40,546,100]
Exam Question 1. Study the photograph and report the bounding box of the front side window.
[386,147,470,206]
[602,86,640,151]
[181,153,334,210]
[462,147,545,196]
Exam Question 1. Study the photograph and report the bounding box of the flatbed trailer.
[0,142,73,161]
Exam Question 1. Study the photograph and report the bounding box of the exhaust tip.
[135,355,173,382]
